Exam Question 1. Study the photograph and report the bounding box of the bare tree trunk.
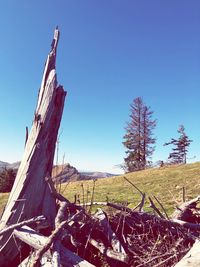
[0,28,66,266]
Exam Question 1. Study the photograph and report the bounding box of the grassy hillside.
[59,162,200,214]
[1,162,200,216]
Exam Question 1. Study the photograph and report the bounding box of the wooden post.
[0,28,66,266]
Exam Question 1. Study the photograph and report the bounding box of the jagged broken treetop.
[0,28,66,266]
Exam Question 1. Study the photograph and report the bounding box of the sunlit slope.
[1,162,200,215]
[60,162,200,214]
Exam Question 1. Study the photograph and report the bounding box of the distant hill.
[52,164,117,183]
[0,161,117,182]
[0,161,9,169]
[0,161,20,171]
[80,171,116,178]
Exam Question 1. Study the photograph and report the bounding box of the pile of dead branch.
[2,183,200,267]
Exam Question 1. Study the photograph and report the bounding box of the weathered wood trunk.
[174,240,200,267]
[14,226,95,267]
[0,28,66,266]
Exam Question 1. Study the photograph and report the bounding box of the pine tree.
[164,125,192,164]
[123,97,156,172]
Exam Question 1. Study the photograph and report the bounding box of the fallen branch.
[0,215,46,236]
[153,195,169,220]
[78,201,108,206]
[106,202,200,233]
[123,176,146,211]
[30,211,83,267]
[149,197,166,219]
[14,224,95,267]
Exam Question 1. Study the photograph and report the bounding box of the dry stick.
[60,155,70,196]
[106,202,200,233]
[78,201,137,207]
[81,183,85,210]
[148,233,161,259]
[171,218,200,231]
[123,176,143,194]
[25,126,29,146]
[60,181,70,196]
[153,195,169,220]
[30,211,82,267]
[116,207,125,234]
[79,201,108,207]
[58,132,64,195]
[55,130,62,193]
[153,253,184,267]
[132,193,146,211]
[47,180,86,215]
[0,215,46,236]
[107,202,133,213]
[86,185,90,213]
[46,176,70,205]
[149,197,166,219]
[137,251,181,267]
[88,179,97,214]
[121,211,128,246]
[123,176,145,211]
[13,232,23,265]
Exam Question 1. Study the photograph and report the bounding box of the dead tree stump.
[0,28,66,266]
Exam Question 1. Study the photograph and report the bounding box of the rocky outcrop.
[52,164,82,183]
[52,164,117,183]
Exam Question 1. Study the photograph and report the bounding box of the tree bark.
[174,240,200,267]
[0,28,66,266]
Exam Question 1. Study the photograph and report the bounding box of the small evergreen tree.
[164,125,192,164]
[123,97,156,172]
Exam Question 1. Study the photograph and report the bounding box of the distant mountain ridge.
[81,171,115,178]
[0,161,20,171]
[0,161,118,182]
[53,164,118,183]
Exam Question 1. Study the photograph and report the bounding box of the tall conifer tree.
[123,97,156,172]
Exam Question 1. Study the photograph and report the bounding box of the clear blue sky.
[0,1,200,173]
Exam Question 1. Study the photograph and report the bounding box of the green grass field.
[1,162,200,216]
